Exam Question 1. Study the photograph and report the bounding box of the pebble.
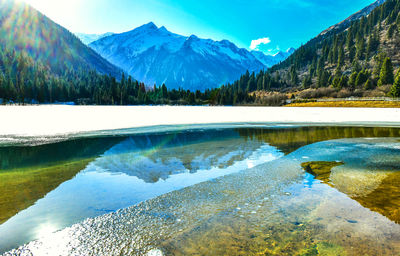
[147,249,164,256]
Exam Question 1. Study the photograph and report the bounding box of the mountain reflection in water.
[1,125,400,254]
[0,128,282,253]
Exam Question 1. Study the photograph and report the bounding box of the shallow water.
[0,128,283,252]
[1,125,400,255]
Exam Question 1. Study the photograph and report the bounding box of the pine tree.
[378,57,394,86]
[309,56,317,77]
[246,72,256,92]
[318,70,330,88]
[390,71,400,97]
[290,66,299,85]
[355,70,369,87]
[388,24,396,39]
[348,72,358,89]
[348,45,356,63]
[337,46,345,68]
[352,60,362,73]
[373,52,387,78]
[346,27,354,49]
[366,32,379,58]
[355,33,365,60]
[332,73,341,89]
[339,75,348,89]
[397,12,400,33]
[257,76,263,91]
[364,78,374,90]
[302,76,312,89]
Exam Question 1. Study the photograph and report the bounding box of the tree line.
[0,45,220,105]
[2,0,400,106]
[217,0,400,104]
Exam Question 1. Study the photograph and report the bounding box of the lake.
[1,125,400,255]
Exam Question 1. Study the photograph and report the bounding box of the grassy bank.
[286,100,400,108]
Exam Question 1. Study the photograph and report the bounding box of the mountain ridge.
[319,0,386,37]
[251,48,295,67]
[85,23,293,91]
[0,0,121,78]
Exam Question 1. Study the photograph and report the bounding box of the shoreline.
[1,105,400,137]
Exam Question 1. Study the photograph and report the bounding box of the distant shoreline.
[286,100,400,108]
[0,105,400,137]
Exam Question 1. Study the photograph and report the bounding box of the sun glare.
[15,0,81,17]
[35,223,58,238]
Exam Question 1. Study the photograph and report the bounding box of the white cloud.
[250,37,271,50]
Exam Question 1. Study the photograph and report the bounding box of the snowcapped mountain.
[251,48,295,67]
[75,32,114,45]
[88,22,288,91]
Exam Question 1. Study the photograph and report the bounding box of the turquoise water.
[1,125,400,255]
[0,128,283,253]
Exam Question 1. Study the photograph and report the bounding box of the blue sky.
[26,0,376,54]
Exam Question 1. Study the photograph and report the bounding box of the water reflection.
[301,139,400,224]
[2,126,400,254]
[0,128,282,253]
[161,138,400,256]
[8,137,400,256]
[237,126,400,154]
[90,130,273,183]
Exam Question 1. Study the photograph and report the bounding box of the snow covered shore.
[0,106,399,136]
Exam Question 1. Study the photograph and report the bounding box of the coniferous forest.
[217,0,400,105]
[0,44,222,105]
[0,0,219,105]
[1,0,400,105]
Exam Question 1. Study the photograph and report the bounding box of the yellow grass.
[286,100,400,108]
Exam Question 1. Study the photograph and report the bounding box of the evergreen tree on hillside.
[355,33,365,60]
[390,71,400,97]
[364,78,374,90]
[348,72,358,89]
[289,66,299,85]
[366,32,379,58]
[337,46,345,68]
[318,70,330,88]
[378,57,394,86]
[387,24,397,39]
[355,70,370,87]
[302,76,312,89]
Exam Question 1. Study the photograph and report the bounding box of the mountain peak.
[159,26,168,32]
[184,35,200,46]
[135,22,158,32]
[145,21,157,28]
[188,34,199,40]
[89,24,267,91]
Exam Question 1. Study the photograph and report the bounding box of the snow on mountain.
[89,22,274,91]
[251,48,295,67]
[75,32,115,45]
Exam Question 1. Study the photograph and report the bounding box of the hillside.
[0,0,195,105]
[87,23,291,91]
[215,0,400,105]
[0,0,121,77]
